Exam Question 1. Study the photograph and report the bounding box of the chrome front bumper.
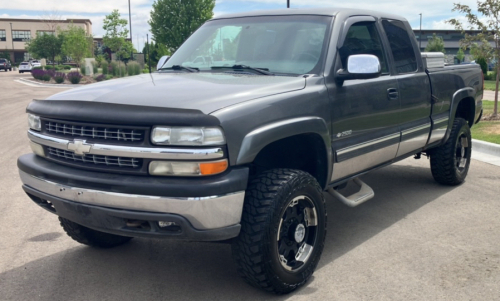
[19,170,245,230]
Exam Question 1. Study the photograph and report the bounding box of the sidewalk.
[472,139,500,167]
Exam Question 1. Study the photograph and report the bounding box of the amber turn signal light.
[199,160,228,175]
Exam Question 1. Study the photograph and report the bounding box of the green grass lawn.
[472,101,500,144]
[484,80,497,91]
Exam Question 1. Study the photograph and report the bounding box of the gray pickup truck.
[18,8,482,294]
[0,58,12,71]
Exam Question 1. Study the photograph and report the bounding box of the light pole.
[287,0,290,8]
[129,0,133,59]
[9,22,14,61]
[419,13,422,50]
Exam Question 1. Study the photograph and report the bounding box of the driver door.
[328,18,401,182]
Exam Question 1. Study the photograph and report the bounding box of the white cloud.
[2,0,492,51]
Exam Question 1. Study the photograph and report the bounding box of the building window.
[12,30,31,42]
[37,31,54,36]
[0,30,5,41]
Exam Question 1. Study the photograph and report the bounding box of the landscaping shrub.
[101,61,108,75]
[63,65,72,70]
[41,74,51,81]
[110,61,119,77]
[54,72,65,84]
[119,62,127,77]
[127,61,141,76]
[105,74,113,80]
[45,65,54,70]
[79,64,86,75]
[67,71,83,84]
[91,61,98,74]
[94,74,105,82]
[32,66,43,70]
[31,69,45,80]
[477,57,488,76]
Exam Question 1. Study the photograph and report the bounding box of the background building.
[413,29,496,64]
[0,18,92,63]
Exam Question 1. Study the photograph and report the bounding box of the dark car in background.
[0,58,12,72]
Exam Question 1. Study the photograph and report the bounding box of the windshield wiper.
[161,65,199,72]
[211,64,274,75]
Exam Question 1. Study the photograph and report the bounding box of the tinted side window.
[382,20,417,73]
[340,22,388,73]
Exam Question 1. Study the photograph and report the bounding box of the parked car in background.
[0,58,12,71]
[19,62,33,73]
[30,60,41,68]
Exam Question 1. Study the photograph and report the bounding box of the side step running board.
[327,178,374,207]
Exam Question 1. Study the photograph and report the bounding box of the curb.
[16,78,82,88]
[473,139,500,157]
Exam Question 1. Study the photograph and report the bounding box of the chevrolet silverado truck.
[18,8,482,294]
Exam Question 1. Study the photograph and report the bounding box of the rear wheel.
[232,169,326,294]
[59,217,133,248]
[429,117,472,185]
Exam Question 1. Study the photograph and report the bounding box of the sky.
[0,0,481,51]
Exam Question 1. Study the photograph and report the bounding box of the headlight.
[28,114,41,131]
[149,159,228,176]
[151,127,225,146]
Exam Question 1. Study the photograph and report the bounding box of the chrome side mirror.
[336,54,382,83]
[157,56,170,71]
[347,54,381,74]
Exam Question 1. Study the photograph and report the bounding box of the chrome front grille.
[45,121,144,143]
[47,147,142,168]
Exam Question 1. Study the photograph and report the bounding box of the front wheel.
[429,117,472,185]
[232,169,327,294]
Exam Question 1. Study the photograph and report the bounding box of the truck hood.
[46,72,306,114]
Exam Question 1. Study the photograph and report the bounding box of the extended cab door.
[380,19,432,156]
[328,17,401,182]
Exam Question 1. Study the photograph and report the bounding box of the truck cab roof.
[212,7,407,22]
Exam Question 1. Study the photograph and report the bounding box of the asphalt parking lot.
[1,70,499,300]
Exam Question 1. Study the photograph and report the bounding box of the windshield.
[163,15,333,75]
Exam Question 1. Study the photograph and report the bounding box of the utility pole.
[419,13,422,50]
[9,23,14,62]
[287,0,290,8]
[147,34,151,73]
[129,0,133,60]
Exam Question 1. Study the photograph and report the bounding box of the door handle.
[387,88,398,100]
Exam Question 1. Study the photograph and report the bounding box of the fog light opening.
[158,221,181,233]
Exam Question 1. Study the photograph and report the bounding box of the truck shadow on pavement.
[0,162,459,301]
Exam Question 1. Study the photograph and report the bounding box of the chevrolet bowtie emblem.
[67,140,92,155]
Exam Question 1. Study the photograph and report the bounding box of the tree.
[61,24,91,67]
[425,33,445,53]
[149,0,215,53]
[103,9,134,60]
[448,0,500,117]
[26,32,63,66]
[456,48,465,62]
[142,41,171,68]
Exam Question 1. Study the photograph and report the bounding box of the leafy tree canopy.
[103,9,135,60]
[61,24,92,67]
[456,48,465,62]
[448,0,500,117]
[149,0,215,53]
[143,41,171,68]
[425,33,445,53]
[26,33,63,65]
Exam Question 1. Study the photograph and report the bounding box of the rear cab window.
[381,19,418,74]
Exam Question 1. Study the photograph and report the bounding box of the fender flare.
[442,87,475,143]
[235,117,333,185]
